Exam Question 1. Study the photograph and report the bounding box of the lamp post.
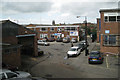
[77,16,88,56]
[76,16,81,41]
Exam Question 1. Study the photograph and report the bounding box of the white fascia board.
[36,25,79,28]
[104,12,120,16]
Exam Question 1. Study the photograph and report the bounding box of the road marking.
[106,55,109,68]
[82,63,116,71]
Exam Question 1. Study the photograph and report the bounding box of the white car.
[67,46,80,57]
[37,40,49,46]
[0,69,31,79]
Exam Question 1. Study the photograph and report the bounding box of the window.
[117,16,120,21]
[40,28,47,31]
[103,35,117,46]
[6,72,17,78]
[50,27,55,31]
[109,35,116,45]
[50,34,54,38]
[40,34,48,38]
[65,27,77,31]
[104,16,120,22]
[104,16,108,22]
[109,16,116,21]
[57,27,62,32]
[2,73,6,79]
[71,27,75,30]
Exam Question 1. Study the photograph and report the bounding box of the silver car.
[1,69,31,80]
[37,40,49,46]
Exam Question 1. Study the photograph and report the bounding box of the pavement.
[20,51,50,72]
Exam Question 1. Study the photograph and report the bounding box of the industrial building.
[97,8,120,54]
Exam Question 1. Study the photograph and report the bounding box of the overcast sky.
[0,0,119,24]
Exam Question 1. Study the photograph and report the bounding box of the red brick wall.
[100,12,120,54]
[2,36,18,45]
[97,19,100,42]
[2,48,21,67]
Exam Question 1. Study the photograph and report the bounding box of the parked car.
[42,37,48,42]
[37,40,49,46]
[74,43,85,52]
[67,46,80,57]
[5,77,47,80]
[88,51,104,64]
[56,37,63,42]
[71,38,77,43]
[47,37,55,42]
[80,40,89,47]
[2,63,18,71]
[63,37,70,43]
[1,69,31,80]
[38,48,44,56]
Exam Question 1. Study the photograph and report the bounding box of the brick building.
[1,20,38,67]
[97,8,120,54]
[97,18,101,42]
[26,24,81,41]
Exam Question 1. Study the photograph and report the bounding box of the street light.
[76,16,88,56]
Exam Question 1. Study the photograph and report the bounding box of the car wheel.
[67,54,69,58]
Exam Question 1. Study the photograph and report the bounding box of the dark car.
[47,37,55,42]
[88,51,104,64]
[56,37,63,42]
[80,40,89,47]
[38,48,44,56]
[2,63,18,71]
[75,43,85,52]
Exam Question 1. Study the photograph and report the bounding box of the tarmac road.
[30,38,119,78]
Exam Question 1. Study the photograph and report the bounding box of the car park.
[1,69,31,80]
[71,38,77,43]
[37,40,49,46]
[67,46,80,57]
[63,37,70,43]
[88,51,104,64]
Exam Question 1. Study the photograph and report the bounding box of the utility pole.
[76,16,81,41]
[85,16,88,56]
[77,16,88,56]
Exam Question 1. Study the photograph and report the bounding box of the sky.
[0,0,119,25]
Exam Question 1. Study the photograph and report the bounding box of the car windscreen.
[77,44,83,47]
[90,53,100,57]
[70,48,77,51]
